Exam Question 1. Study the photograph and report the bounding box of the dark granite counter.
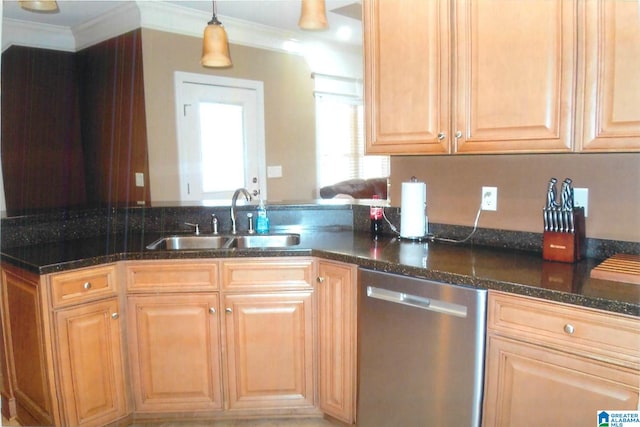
[1,229,638,317]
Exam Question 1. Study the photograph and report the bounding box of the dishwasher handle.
[366,285,468,318]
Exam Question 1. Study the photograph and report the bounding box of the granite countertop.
[1,229,639,317]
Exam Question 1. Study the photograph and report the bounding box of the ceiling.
[3,0,363,46]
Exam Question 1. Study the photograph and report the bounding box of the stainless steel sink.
[146,233,300,250]
[146,235,231,250]
[233,233,300,248]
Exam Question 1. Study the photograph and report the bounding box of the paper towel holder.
[400,177,429,240]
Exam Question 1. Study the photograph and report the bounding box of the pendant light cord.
[209,0,222,25]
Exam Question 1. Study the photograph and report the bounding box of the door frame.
[173,71,267,200]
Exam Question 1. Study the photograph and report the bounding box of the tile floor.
[129,418,342,427]
[2,416,342,426]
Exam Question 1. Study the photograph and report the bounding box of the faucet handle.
[184,222,200,235]
[247,213,255,234]
[211,214,219,235]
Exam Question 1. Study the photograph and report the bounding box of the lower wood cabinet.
[54,298,128,427]
[483,291,640,427]
[223,292,315,411]
[1,264,55,426]
[125,257,321,418]
[317,260,357,424]
[127,294,223,413]
[0,263,129,427]
[0,257,359,425]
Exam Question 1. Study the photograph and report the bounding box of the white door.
[174,72,266,201]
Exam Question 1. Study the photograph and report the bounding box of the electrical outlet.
[481,186,497,211]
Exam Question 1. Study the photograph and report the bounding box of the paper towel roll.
[400,181,426,239]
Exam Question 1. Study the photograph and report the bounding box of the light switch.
[574,188,588,217]
[267,165,283,178]
[135,172,144,187]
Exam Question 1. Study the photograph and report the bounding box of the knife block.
[542,208,585,263]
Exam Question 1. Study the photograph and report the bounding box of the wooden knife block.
[542,208,585,263]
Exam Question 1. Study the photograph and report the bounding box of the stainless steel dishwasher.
[357,268,487,427]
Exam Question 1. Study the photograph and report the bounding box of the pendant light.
[19,0,58,12]
[298,0,329,30]
[201,0,232,68]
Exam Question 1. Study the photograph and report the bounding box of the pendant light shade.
[19,0,58,12]
[298,0,329,30]
[201,1,232,68]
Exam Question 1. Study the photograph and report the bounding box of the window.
[314,74,389,192]
[174,72,266,201]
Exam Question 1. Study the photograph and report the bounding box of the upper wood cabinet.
[578,0,640,152]
[454,0,576,153]
[365,0,588,154]
[364,0,451,154]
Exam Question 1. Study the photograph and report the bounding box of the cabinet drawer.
[125,260,219,292]
[49,264,117,308]
[488,291,640,368]
[221,258,314,291]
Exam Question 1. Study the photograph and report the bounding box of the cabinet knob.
[83,282,92,290]
[317,277,325,283]
[563,323,575,335]
[454,130,463,139]
[209,307,216,315]
[225,307,233,314]
[111,312,119,320]
[437,132,446,140]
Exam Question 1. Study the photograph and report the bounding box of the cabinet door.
[579,0,640,151]
[317,261,357,424]
[55,298,127,427]
[454,0,577,153]
[223,292,314,411]
[363,0,451,154]
[1,266,55,427]
[483,335,639,427]
[127,294,223,412]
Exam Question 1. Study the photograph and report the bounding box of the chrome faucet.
[230,188,252,234]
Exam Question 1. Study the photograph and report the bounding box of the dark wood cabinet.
[77,30,150,207]
[1,30,150,214]
[1,46,87,213]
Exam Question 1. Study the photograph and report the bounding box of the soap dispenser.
[256,198,270,234]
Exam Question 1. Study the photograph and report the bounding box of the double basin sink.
[146,233,300,251]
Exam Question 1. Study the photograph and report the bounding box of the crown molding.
[73,1,140,51]
[3,18,75,52]
[3,1,360,59]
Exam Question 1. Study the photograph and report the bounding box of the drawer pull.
[111,312,119,320]
[83,282,92,290]
[563,323,575,335]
